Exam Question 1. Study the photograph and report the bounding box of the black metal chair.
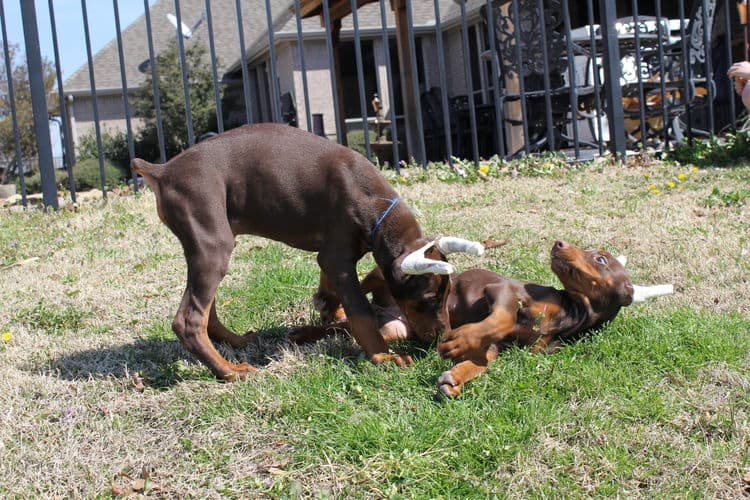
[619,0,718,145]
[491,0,597,157]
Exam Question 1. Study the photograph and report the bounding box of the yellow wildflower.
[479,164,490,174]
[691,166,699,173]
[666,181,676,189]
[398,176,408,183]
[677,173,688,181]
[651,189,660,195]
[648,184,657,190]
[1,331,10,343]
[643,172,651,179]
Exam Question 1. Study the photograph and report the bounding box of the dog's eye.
[596,256,608,265]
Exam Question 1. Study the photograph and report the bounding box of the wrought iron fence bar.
[700,0,715,134]
[561,0,580,157]
[322,0,344,144]
[0,0,27,206]
[265,0,282,122]
[378,0,400,169]
[205,0,225,133]
[143,0,166,163]
[174,0,195,145]
[293,0,312,132]
[48,0,76,201]
[510,0,530,156]
[235,0,254,124]
[677,0,693,143]
[405,0,427,166]
[458,0,479,164]
[654,0,670,151]
[80,0,107,198]
[536,0,556,152]
[431,0,453,164]
[597,0,626,157]
[629,0,648,149]
[113,0,138,192]
[350,0,372,161]
[723,0,736,130]
[484,0,505,158]
[586,0,604,155]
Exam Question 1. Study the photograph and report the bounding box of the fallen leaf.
[482,239,507,249]
[268,467,285,476]
[131,479,145,492]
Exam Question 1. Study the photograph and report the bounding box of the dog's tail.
[131,158,163,191]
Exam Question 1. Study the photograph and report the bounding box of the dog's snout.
[554,240,568,250]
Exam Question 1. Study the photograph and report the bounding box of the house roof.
[64,0,295,94]
[65,0,485,94]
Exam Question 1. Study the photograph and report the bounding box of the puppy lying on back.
[291,240,673,396]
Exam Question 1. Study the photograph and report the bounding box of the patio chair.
[489,0,597,157]
[619,0,718,145]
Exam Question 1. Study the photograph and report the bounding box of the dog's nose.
[554,240,569,250]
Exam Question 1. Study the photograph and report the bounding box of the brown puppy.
[292,240,672,396]
[131,124,482,381]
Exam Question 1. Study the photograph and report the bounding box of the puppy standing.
[132,124,481,380]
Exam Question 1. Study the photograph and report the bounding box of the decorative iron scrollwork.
[492,0,566,78]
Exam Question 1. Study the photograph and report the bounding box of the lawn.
[0,158,748,497]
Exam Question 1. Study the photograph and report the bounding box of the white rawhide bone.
[616,255,673,303]
[434,236,485,256]
[401,237,484,275]
[632,284,674,303]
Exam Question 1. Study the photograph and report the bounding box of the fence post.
[597,0,626,159]
[20,0,58,209]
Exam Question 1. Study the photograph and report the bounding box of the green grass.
[165,308,750,497]
[0,158,748,497]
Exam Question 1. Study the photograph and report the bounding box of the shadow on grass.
[40,326,434,388]
[41,327,291,388]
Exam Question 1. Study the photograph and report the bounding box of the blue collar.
[369,197,400,250]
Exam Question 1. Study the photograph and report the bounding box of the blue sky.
[3,0,157,79]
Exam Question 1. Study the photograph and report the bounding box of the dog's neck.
[521,284,623,341]
[369,203,424,278]
[556,288,624,338]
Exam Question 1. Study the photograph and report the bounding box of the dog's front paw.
[437,331,482,361]
[436,370,463,398]
[370,352,413,367]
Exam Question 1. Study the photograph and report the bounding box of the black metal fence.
[1,0,744,209]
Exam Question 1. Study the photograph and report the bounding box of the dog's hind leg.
[437,345,499,397]
[207,302,258,348]
[313,271,347,323]
[171,219,256,381]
